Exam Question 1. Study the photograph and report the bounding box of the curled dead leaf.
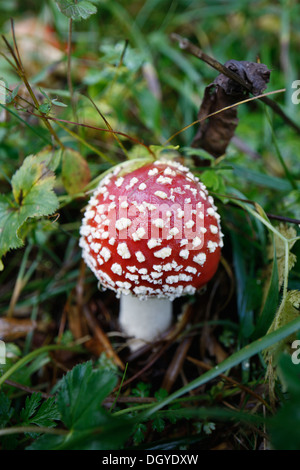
[192,60,271,158]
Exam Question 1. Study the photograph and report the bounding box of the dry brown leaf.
[0,317,36,341]
[192,60,271,157]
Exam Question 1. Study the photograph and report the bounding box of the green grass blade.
[143,316,300,418]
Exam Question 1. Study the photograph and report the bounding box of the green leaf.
[0,154,59,269]
[62,148,91,195]
[0,392,13,428]
[6,84,20,104]
[38,101,52,115]
[231,163,300,192]
[182,147,215,162]
[152,417,165,432]
[55,0,98,21]
[28,361,133,450]
[132,382,151,398]
[20,393,60,429]
[11,154,58,217]
[56,361,115,429]
[20,393,42,423]
[200,170,222,191]
[51,98,68,108]
[132,422,147,444]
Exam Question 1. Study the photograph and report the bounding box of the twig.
[266,213,300,225]
[4,380,52,399]
[170,33,300,135]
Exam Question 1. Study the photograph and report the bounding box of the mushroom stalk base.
[119,295,172,351]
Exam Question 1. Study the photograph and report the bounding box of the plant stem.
[0,426,68,437]
[119,294,173,351]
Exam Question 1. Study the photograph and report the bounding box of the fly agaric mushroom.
[79,159,223,350]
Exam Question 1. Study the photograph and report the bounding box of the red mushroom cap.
[80,159,223,300]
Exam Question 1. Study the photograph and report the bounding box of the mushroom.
[79,159,223,350]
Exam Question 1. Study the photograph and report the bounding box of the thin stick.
[4,380,52,399]
[170,33,300,135]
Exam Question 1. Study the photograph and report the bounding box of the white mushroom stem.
[119,295,173,351]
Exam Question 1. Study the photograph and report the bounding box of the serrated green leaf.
[28,361,133,450]
[11,154,58,215]
[20,393,42,423]
[0,195,25,257]
[152,417,165,432]
[55,0,97,21]
[0,392,13,428]
[133,422,147,444]
[264,291,300,399]
[0,154,59,269]
[27,397,60,428]
[20,393,60,429]
[269,291,300,337]
[57,361,116,429]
